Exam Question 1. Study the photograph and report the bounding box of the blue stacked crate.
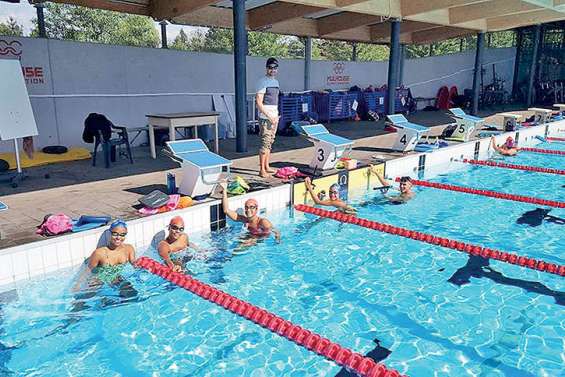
[395,87,411,113]
[328,92,358,121]
[362,91,386,114]
[278,93,313,132]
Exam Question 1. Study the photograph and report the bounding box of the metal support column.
[35,3,47,38]
[160,21,168,49]
[398,44,405,86]
[304,37,312,91]
[511,29,523,99]
[352,42,357,61]
[471,32,485,115]
[386,20,400,115]
[233,0,248,152]
[527,24,541,107]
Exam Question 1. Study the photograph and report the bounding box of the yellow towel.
[0,148,91,170]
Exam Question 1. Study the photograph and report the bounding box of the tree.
[171,28,189,50]
[357,43,389,61]
[31,3,159,47]
[0,17,24,36]
[315,39,353,61]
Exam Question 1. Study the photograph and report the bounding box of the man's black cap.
[266,57,279,68]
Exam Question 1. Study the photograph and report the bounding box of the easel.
[0,60,39,188]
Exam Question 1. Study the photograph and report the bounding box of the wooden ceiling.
[45,0,565,43]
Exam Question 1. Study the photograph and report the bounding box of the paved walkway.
[0,109,525,249]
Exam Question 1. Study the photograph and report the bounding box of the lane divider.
[294,205,565,277]
[461,159,565,176]
[397,178,565,208]
[135,257,406,377]
[547,137,565,142]
[519,147,565,156]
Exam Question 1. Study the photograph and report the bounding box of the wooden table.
[146,112,220,159]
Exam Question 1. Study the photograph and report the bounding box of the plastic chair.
[93,124,134,168]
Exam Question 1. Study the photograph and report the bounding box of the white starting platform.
[554,104,565,113]
[499,112,523,131]
[528,107,553,124]
[385,114,428,152]
[447,108,481,141]
[295,124,353,170]
[164,139,231,198]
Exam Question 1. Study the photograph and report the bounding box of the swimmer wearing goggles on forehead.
[304,177,357,214]
[220,181,281,243]
[158,216,201,272]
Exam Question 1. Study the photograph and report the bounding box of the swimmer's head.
[399,176,413,194]
[329,183,340,199]
[168,216,185,240]
[109,219,127,247]
[504,136,515,149]
[244,198,259,218]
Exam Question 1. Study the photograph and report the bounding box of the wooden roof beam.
[248,2,325,30]
[151,0,218,20]
[411,26,474,44]
[401,0,487,17]
[449,0,541,24]
[369,20,440,41]
[335,0,371,6]
[49,0,150,15]
[317,12,381,36]
[487,9,565,30]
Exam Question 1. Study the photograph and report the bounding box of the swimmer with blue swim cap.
[304,177,356,213]
[369,165,414,203]
[74,219,136,290]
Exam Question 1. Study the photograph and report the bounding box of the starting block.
[528,108,553,124]
[164,139,231,197]
[385,114,428,152]
[499,112,523,131]
[297,124,353,170]
[447,108,480,142]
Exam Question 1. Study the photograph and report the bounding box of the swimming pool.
[1,142,563,377]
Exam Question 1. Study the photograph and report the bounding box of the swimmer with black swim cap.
[369,165,415,203]
[304,177,357,213]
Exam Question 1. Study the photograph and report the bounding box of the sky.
[0,1,199,42]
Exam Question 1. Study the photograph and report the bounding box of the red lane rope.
[461,159,565,176]
[397,178,565,209]
[135,257,406,377]
[294,205,565,277]
[547,137,565,142]
[519,147,565,156]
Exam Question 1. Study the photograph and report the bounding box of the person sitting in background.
[490,136,518,156]
[158,216,199,271]
[304,177,356,214]
[220,181,281,242]
[369,166,415,204]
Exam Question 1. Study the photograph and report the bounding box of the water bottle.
[166,173,177,194]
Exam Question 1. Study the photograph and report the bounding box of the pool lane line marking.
[461,159,565,176]
[135,257,406,377]
[294,205,565,278]
[518,147,565,156]
[398,178,565,209]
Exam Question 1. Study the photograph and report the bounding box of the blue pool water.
[0,143,563,377]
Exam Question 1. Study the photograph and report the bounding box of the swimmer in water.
[158,216,200,272]
[220,181,281,243]
[72,219,137,301]
[304,177,356,214]
[490,136,518,156]
[369,166,415,203]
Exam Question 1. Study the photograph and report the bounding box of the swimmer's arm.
[490,137,503,153]
[260,218,281,243]
[72,250,99,292]
[158,241,175,269]
[221,183,241,221]
[370,167,391,187]
[127,245,136,264]
[304,178,329,205]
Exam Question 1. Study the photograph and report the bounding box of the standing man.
[256,57,280,178]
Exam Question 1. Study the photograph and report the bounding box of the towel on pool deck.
[0,148,91,170]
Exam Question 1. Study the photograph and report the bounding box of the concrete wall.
[0,36,516,152]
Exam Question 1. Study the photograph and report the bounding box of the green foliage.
[32,3,159,47]
[314,39,352,61]
[356,43,389,61]
[0,16,24,36]
[171,29,189,50]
